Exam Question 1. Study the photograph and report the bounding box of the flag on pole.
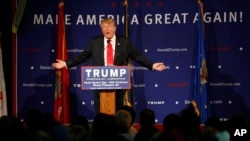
[192,0,210,123]
[54,1,70,125]
[0,33,8,117]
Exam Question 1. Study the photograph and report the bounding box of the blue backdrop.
[14,0,250,124]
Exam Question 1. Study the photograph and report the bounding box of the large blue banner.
[14,0,250,123]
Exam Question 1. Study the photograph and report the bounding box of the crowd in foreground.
[0,105,249,141]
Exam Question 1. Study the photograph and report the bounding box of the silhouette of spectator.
[151,113,185,141]
[203,116,220,140]
[202,116,229,141]
[214,120,230,141]
[24,109,70,141]
[180,108,201,141]
[91,113,127,141]
[0,115,26,141]
[205,116,221,130]
[115,109,134,141]
[134,108,159,141]
[70,115,90,132]
[120,105,138,137]
[201,127,218,141]
[40,113,60,134]
[25,129,52,141]
[68,124,91,141]
[49,123,70,141]
[23,109,44,132]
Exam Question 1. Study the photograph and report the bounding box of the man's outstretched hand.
[52,59,66,69]
[153,62,166,71]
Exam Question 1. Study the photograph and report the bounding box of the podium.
[100,90,116,115]
[81,66,131,115]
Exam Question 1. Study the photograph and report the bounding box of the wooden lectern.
[100,90,116,115]
[81,66,131,115]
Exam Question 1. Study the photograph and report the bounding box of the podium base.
[100,90,115,115]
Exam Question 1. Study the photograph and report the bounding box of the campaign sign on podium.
[81,66,131,115]
[81,66,131,90]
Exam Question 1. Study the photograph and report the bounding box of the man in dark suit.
[52,17,166,113]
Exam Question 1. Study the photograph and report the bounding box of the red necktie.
[107,39,114,65]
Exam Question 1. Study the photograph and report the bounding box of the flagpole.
[123,0,132,107]
[12,0,27,34]
[123,0,129,38]
[198,0,205,32]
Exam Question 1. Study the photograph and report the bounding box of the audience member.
[0,115,26,141]
[200,127,218,141]
[134,108,159,141]
[23,109,44,132]
[115,109,134,141]
[91,112,127,141]
[214,120,230,141]
[40,113,60,133]
[120,105,138,137]
[180,108,201,141]
[25,129,52,141]
[201,116,221,141]
[49,123,70,141]
[68,124,91,141]
[70,115,90,132]
[151,113,185,141]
